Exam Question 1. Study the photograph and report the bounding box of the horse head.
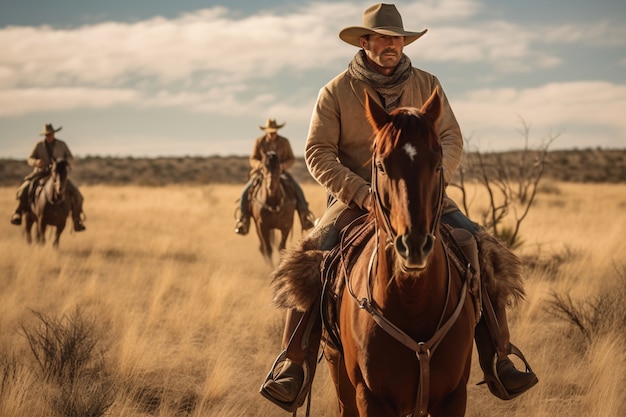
[366,87,444,271]
[50,158,70,202]
[261,151,282,198]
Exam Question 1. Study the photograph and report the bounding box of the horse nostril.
[423,234,434,254]
[395,234,409,258]
[395,233,434,262]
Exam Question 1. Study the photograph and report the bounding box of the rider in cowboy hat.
[234,118,315,235]
[10,123,86,232]
[260,3,537,411]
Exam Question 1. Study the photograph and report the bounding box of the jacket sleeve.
[249,137,264,171]
[278,137,295,171]
[305,84,371,208]
[432,77,463,184]
[27,142,43,168]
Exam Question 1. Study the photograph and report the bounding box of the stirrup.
[259,350,311,413]
[477,343,538,400]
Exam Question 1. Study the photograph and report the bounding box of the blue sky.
[1,0,624,158]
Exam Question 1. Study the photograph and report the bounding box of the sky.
[0,0,625,159]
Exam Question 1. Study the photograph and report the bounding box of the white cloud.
[454,81,626,150]
[0,87,138,116]
[0,0,624,155]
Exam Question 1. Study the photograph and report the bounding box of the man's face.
[266,131,278,140]
[360,34,405,74]
[44,133,55,143]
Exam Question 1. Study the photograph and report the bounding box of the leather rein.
[344,156,468,417]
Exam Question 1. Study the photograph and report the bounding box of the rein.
[344,154,466,417]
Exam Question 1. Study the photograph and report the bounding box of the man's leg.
[442,208,537,399]
[10,181,30,225]
[283,172,315,231]
[260,200,344,410]
[67,180,86,231]
[235,178,255,235]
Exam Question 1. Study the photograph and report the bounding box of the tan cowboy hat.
[339,3,427,47]
[39,123,62,136]
[259,118,285,132]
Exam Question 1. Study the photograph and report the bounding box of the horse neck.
[45,172,67,202]
[264,171,283,201]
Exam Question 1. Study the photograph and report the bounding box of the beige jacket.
[305,67,463,209]
[249,134,295,173]
[27,138,74,174]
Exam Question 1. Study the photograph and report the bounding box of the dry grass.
[1,182,625,416]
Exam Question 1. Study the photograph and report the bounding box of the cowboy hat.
[39,123,62,136]
[339,3,427,47]
[259,118,285,132]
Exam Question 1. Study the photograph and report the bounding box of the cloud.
[5,0,618,92]
[454,81,626,150]
[0,87,138,116]
[0,0,624,154]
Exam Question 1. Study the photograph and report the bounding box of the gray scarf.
[347,49,412,112]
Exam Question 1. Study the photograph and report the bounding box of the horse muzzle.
[394,232,435,271]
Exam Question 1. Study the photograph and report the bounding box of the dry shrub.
[19,308,114,417]
[545,264,626,347]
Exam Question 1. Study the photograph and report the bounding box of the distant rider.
[10,123,86,231]
[234,118,315,235]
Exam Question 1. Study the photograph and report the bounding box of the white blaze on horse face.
[403,143,418,162]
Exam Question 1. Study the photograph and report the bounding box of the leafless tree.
[451,119,560,248]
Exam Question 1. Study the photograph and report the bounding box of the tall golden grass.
[1,181,625,417]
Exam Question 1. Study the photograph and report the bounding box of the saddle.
[320,207,482,354]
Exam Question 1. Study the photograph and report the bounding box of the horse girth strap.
[355,246,469,417]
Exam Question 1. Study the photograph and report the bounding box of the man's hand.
[35,159,45,169]
[363,189,374,211]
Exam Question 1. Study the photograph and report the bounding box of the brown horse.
[250,151,297,265]
[24,159,72,248]
[325,89,477,417]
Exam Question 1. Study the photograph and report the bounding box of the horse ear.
[421,86,442,126]
[364,89,390,132]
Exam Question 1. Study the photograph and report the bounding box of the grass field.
[1,182,625,417]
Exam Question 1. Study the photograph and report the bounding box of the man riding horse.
[10,123,86,232]
[260,3,537,412]
[234,118,315,235]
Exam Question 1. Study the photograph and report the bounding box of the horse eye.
[376,161,386,174]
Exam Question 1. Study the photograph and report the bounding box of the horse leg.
[429,350,472,417]
[53,225,64,248]
[324,347,359,417]
[24,215,34,244]
[257,224,273,265]
[37,220,46,245]
[429,382,468,417]
[355,379,394,417]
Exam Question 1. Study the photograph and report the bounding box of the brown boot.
[260,306,321,412]
[234,216,249,235]
[475,292,538,400]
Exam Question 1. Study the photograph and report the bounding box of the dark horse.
[250,151,297,265]
[24,159,72,248]
[324,89,477,416]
